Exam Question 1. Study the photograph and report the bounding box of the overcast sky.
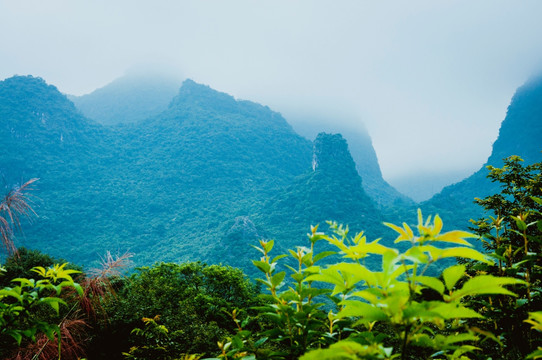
[1,0,542,182]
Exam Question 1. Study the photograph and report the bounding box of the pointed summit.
[0,75,81,127]
[0,75,96,145]
[169,79,239,114]
[312,133,359,176]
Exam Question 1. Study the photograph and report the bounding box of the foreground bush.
[216,211,525,360]
[93,262,261,359]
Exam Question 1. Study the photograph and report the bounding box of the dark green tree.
[92,262,261,359]
[469,155,542,359]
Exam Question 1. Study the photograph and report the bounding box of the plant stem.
[401,324,412,360]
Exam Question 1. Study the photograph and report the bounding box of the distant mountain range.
[1,73,541,272]
[71,72,413,208]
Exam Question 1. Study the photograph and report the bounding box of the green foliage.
[0,263,82,357]
[468,155,542,358]
[122,315,202,360]
[525,312,542,359]
[0,247,82,287]
[219,211,523,360]
[102,262,261,358]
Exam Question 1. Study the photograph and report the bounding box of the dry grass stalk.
[12,319,87,360]
[80,251,133,320]
[0,178,38,255]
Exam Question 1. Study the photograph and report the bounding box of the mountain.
[288,121,413,208]
[70,74,411,209]
[423,75,542,230]
[69,72,182,126]
[218,132,388,272]
[2,75,386,272]
[117,79,314,267]
[0,75,127,260]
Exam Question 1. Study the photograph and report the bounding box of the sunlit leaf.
[435,231,476,246]
[450,275,525,301]
[442,264,466,291]
[416,275,445,295]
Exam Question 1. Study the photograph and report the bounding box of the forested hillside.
[2,73,542,360]
[1,75,386,271]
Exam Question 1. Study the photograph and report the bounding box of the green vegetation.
[93,262,261,359]
[0,263,82,359]
[467,156,542,359]
[2,73,542,358]
[1,157,541,359]
[215,212,524,360]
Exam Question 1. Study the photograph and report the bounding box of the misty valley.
[1,73,541,359]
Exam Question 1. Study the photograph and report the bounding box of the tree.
[468,155,542,359]
[220,211,523,360]
[94,262,261,359]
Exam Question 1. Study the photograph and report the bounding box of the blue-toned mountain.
[423,75,542,229]
[2,76,386,271]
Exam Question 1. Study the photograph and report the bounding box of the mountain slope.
[220,132,385,272]
[0,75,124,260]
[255,133,382,238]
[423,75,542,230]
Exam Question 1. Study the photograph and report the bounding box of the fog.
[1,0,542,188]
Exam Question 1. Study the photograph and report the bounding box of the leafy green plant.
[0,263,83,358]
[123,315,202,360]
[525,311,542,359]
[218,211,524,360]
[102,262,261,359]
[468,156,542,358]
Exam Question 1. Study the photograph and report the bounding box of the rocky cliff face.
[486,75,542,166]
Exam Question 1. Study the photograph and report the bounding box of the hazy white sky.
[1,0,542,181]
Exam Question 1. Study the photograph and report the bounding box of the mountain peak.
[171,79,237,112]
[487,74,542,165]
[312,133,359,178]
[0,75,75,112]
[70,72,181,125]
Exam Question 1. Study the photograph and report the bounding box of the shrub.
[217,211,524,360]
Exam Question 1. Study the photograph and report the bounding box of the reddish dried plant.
[12,319,87,360]
[79,251,133,320]
[0,178,38,255]
[9,252,132,359]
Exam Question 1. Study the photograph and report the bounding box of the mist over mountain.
[3,72,541,272]
[69,72,182,126]
[423,74,542,229]
[390,169,475,203]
